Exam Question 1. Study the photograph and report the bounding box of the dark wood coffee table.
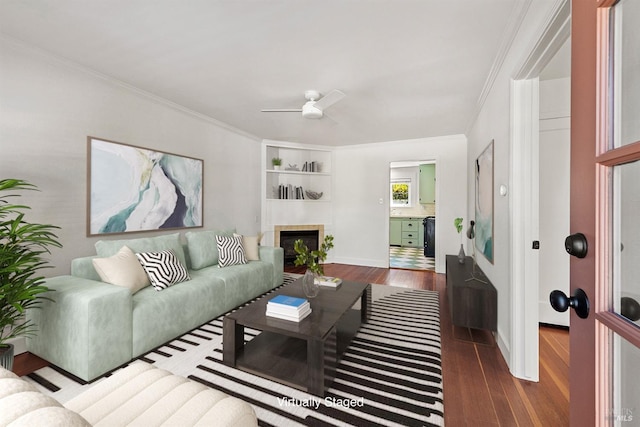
[223,278,371,396]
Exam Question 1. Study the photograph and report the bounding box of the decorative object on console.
[88,137,203,236]
[454,217,465,263]
[294,234,334,298]
[0,179,62,371]
[475,140,494,263]
[465,220,488,284]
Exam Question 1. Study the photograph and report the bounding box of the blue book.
[269,295,307,308]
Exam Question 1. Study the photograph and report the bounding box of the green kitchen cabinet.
[389,218,403,246]
[401,219,421,248]
[419,164,436,204]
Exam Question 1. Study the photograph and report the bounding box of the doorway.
[538,40,571,328]
[389,161,436,271]
[510,0,570,381]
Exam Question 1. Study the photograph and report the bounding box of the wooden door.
[570,0,640,424]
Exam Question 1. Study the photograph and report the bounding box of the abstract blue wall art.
[88,137,203,235]
[475,140,494,263]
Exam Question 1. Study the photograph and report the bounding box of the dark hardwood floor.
[15,263,569,425]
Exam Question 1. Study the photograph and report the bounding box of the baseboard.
[7,337,27,355]
[495,327,511,372]
[539,322,569,331]
[331,256,388,268]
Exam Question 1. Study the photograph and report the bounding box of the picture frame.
[475,140,494,263]
[87,137,203,236]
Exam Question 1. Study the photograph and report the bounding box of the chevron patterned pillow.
[215,235,247,268]
[136,250,191,291]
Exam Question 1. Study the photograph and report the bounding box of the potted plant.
[271,157,282,170]
[0,179,62,371]
[293,235,334,298]
[454,217,465,263]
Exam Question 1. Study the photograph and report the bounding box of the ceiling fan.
[261,89,345,119]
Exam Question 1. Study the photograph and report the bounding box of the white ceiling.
[0,0,554,146]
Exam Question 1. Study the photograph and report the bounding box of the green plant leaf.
[293,235,334,276]
[0,179,61,346]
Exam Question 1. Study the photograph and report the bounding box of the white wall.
[332,135,467,273]
[0,38,263,278]
[465,0,565,372]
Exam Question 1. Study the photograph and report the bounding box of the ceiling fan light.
[302,102,323,119]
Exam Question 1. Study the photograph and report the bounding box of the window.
[391,180,411,206]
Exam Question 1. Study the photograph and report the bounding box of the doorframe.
[509,0,570,381]
[387,159,439,270]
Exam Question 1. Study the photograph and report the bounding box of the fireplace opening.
[279,230,319,266]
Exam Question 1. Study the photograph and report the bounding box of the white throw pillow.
[136,250,190,291]
[92,246,150,293]
[234,233,260,261]
[216,235,247,268]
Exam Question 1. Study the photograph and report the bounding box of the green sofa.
[26,231,284,382]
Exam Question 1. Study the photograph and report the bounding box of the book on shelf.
[317,276,342,287]
[276,184,306,200]
[301,161,321,173]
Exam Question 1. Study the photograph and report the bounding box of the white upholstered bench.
[0,361,257,426]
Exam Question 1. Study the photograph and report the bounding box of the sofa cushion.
[92,245,150,293]
[95,232,187,267]
[216,235,247,268]
[136,250,190,291]
[200,261,274,309]
[185,229,235,270]
[131,273,226,356]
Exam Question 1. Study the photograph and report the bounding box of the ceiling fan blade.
[313,89,345,111]
[261,109,303,113]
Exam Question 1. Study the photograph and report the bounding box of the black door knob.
[621,297,640,321]
[550,288,590,319]
[565,233,588,258]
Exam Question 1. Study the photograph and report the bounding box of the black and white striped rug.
[25,274,444,426]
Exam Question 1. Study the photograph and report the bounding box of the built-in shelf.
[262,141,334,247]
[264,144,332,202]
[266,170,330,176]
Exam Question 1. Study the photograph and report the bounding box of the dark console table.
[446,255,497,331]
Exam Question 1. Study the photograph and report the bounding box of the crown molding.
[464,0,533,134]
[512,0,571,80]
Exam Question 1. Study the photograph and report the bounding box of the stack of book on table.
[266,295,312,322]
[318,276,342,287]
